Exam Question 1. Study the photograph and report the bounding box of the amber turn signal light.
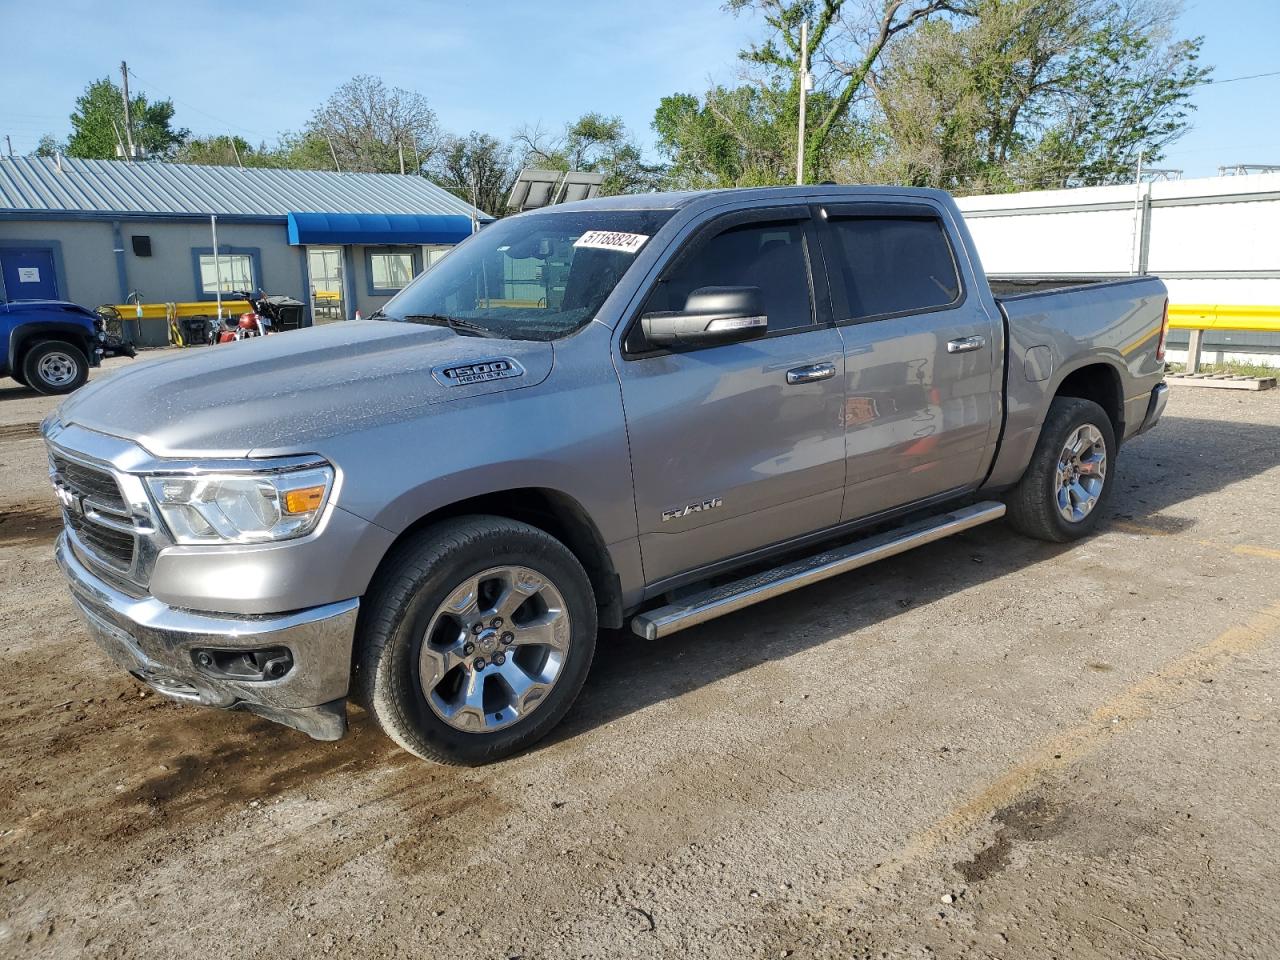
[283,485,327,514]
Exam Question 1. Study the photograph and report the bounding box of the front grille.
[50,453,127,511]
[65,509,135,569]
[49,451,138,575]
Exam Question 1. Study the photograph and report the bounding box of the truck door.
[816,202,1001,522]
[614,207,847,589]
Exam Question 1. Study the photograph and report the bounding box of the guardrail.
[105,301,251,347]
[1167,304,1280,373]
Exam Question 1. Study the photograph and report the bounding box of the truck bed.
[988,275,1121,298]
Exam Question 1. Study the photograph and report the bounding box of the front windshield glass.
[377,209,675,341]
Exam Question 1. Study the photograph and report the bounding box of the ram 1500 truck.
[44,186,1170,765]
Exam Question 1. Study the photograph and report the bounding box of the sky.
[0,0,1277,180]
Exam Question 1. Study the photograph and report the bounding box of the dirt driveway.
[1,369,1278,959]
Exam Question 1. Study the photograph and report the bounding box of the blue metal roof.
[287,211,475,245]
[0,156,491,221]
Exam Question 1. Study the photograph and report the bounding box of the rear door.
[816,201,1001,522]
[615,206,847,588]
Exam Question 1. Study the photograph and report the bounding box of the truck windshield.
[376,209,675,341]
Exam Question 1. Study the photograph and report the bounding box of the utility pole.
[230,136,243,168]
[326,134,342,173]
[398,139,405,175]
[796,20,811,186]
[1129,149,1145,276]
[4,135,12,159]
[119,61,137,161]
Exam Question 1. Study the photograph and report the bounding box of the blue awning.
[287,211,476,246]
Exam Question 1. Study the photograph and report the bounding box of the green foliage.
[301,75,439,174]
[870,0,1208,191]
[65,78,188,160]
[515,113,662,195]
[429,131,517,216]
[32,134,63,158]
[175,135,282,168]
[656,0,1209,194]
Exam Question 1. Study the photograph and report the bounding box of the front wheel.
[22,341,89,395]
[354,516,597,765]
[1005,396,1116,542]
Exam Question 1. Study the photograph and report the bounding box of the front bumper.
[56,533,358,740]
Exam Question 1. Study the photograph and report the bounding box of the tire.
[22,340,89,395]
[1005,397,1116,542]
[354,516,598,765]
[10,368,28,388]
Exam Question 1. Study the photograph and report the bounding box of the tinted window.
[827,217,960,320]
[644,221,814,333]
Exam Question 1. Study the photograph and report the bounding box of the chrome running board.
[630,501,1006,640]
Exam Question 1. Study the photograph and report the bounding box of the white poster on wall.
[17,267,41,283]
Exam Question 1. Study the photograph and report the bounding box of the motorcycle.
[210,290,269,344]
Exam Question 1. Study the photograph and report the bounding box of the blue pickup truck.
[1,299,106,394]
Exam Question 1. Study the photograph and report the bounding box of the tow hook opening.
[192,646,294,682]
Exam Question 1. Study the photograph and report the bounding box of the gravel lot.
[1,357,1278,959]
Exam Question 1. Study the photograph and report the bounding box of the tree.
[430,131,518,216]
[514,113,663,195]
[869,0,1208,191]
[65,78,188,160]
[32,134,63,158]
[300,75,439,174]
[175,135,280,168]
[653,1,963,186]
[733,0,968,181]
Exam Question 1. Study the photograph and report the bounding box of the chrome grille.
[49,452,137,572]
[50,453,127,512]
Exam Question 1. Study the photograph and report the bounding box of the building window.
[370,252,414,290]
[423,245,452,267]
[365,248,422,295]
[198,253,254,295]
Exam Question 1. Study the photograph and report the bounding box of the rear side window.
[643,221,815,333]
[827,217,961,321]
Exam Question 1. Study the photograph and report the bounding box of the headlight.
[145,465,334,544]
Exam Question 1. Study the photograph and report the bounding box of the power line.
[1198,68,1280,86]
[125,67,272,140]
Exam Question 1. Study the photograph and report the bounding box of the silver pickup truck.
[44,186,1169,765]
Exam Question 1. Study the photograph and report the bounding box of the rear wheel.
[22,340,88,395]
[354,516,597,765]
[1005,396,1116,542]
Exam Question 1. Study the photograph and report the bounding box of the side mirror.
[640,286,767,348]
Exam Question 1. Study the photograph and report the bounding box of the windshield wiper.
[396,313,503,338]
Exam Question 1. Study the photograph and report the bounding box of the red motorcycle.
[210,290,273,344]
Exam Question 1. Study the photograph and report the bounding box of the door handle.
[947,335,987,354]
[786,362,836,385]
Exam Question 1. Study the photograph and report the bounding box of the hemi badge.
[432,358,525,387]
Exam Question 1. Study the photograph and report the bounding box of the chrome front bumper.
[56,533,358,740]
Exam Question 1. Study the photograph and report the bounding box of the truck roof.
[543,183,957,214]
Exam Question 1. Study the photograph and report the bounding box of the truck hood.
[55,320,554,458]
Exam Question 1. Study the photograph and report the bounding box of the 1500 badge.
[432,358,525,386]
[662,497,723,522]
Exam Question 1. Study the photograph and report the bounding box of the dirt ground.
[1,359,1278,959]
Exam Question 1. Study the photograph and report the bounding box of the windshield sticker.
[573,231,649,255]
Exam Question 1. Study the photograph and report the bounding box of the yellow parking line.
[1110,520,1278,559]
[1233,544,1280,561]
[843,600,1280,893]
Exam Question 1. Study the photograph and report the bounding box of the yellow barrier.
[1168,304,1280,334]
[107,300,251,320]
[106,301,251,348]
[1166,303,1280,373]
